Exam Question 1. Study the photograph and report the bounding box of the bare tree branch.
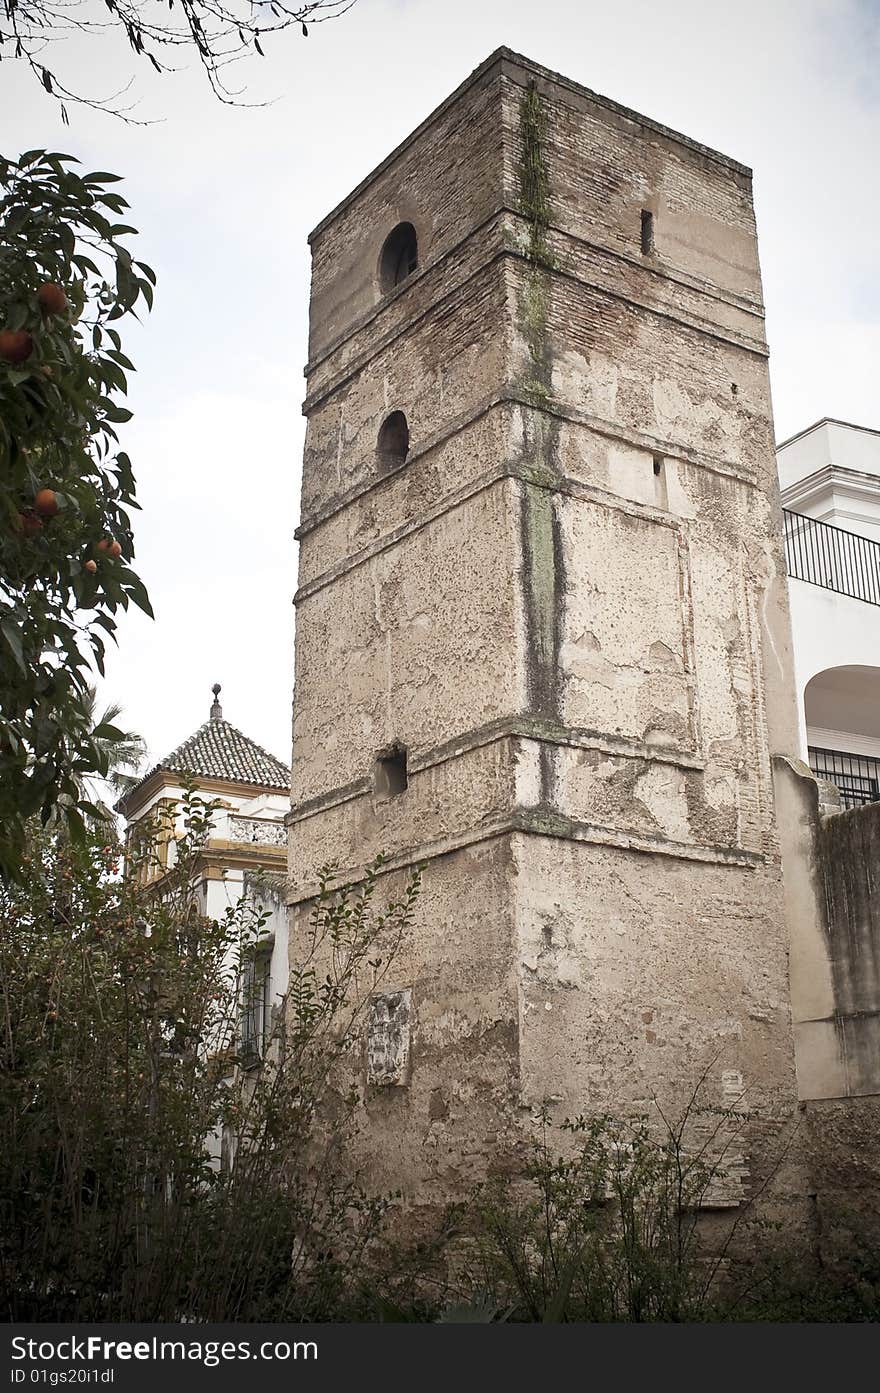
[0,0,357,118]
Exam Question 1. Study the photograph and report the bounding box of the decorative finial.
[210,683,222,721]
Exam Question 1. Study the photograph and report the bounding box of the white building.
[778,418,880,807]
[117,685,291,1059]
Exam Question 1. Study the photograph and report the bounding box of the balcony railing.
[228,814,286,846]
[783,508,880,606]
[808,746,880,810]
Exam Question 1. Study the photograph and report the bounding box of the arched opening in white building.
[804,664,880,808]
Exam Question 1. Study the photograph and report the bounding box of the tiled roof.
[118,718,290,812]
[161,719,290,788]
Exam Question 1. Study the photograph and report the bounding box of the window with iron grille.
[808,746,880,810]
[241,949,271,1065]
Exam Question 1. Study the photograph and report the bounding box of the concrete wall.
[778,758,880,1086]
[778,759,880,1248]
[290,48,805,1216]
[805,801,880,1101]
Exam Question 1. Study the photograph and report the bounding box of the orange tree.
[0,150,155,880]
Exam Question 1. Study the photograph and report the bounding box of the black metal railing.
[808,746,880,809]
[783,509,880,606]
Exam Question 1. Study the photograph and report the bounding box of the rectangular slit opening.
[651,454,668,509]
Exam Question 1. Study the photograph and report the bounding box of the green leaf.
[5,301,28,330]
[125,576,154,620]
[106,349,135,372]
[1,622,26,674]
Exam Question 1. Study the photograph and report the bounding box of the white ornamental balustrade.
[228,815,286,847]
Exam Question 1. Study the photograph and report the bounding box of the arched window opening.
[379,222,418,293]
[377,411,409,472]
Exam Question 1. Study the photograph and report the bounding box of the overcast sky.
[3,0,878,773]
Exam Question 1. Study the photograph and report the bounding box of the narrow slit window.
[651,454,668,509]
[375,745,408,797]
[641,209,655,255]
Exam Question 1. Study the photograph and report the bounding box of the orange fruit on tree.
[108,539,122,558]
[34,488,58,518]
[84,559,97,574]
[19,512,43,536]
[37,283,67,315]
[0,329,34,364]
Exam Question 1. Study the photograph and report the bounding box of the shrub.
[0,789,420,1320]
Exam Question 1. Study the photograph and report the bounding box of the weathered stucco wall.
[290,48,806,1218]
[775,759,880,1249]
[817,802,880,1093]
[288,842,523,1209]
[802,1096,880,1254]
[514,835,795,1116]
[784,766,880,1102]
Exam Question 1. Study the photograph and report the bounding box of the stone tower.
[289,50,803,1211]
